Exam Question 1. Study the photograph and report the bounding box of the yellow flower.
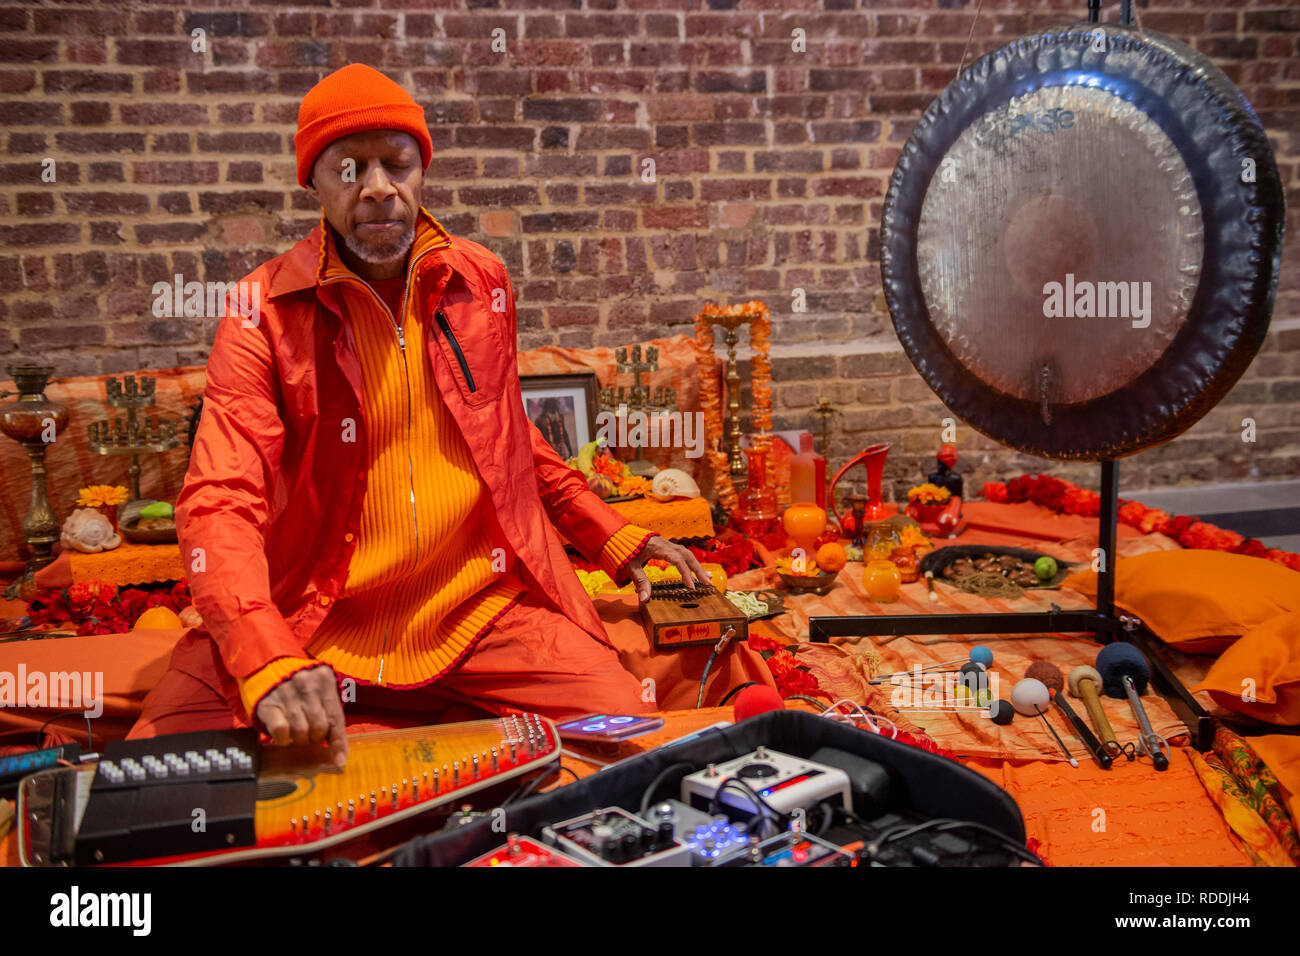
[76,484,129,509]
[102,485,129,506]
[907,483,951,506]
[617,475,652,497]
[898,524,933,550]
[575,568,616,598]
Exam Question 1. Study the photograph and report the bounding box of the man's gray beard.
[343,223,415,266]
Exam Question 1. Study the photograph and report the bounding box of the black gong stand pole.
[1120,0,1134,26]
[1087,0,1101,24]
[1097,459,1119,618]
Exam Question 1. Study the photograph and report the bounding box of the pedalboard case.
[394,710,1026,867]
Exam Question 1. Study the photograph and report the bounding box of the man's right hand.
[255,665,349,767]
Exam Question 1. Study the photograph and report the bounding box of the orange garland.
[693,301,773,513]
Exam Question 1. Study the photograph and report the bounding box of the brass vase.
[1,364,69,595]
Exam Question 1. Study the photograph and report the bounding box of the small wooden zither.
[640,581,748,650]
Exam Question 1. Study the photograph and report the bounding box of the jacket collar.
[266,206,454,300]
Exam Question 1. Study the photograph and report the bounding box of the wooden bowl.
[776,569,838,596]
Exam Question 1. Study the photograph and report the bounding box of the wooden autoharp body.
[18,714,558,866]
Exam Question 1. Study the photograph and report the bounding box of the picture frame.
[520,371,600,462]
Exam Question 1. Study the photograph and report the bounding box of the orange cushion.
[1194,612,1300,726]
[1061,550,1300,653]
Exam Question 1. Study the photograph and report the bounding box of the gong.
[881,23,1285,460]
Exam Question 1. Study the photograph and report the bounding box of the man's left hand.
[628,535,711,602]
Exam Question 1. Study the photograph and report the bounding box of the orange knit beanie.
[294,64,433,188]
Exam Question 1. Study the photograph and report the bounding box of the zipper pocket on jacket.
[434,311,476,393]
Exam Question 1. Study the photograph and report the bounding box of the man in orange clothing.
[129,64,708,765]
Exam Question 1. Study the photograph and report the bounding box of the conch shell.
[649,468,701,501]
[61,508,122,554]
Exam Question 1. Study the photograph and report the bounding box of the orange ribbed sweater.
[236,213,652,719]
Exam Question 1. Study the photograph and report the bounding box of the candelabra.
[86,375,180,501]
[599,344,678,477]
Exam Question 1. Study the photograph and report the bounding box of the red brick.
[0,223,80,246]
[0,102,62,125]
[0,40,56,63]
[564,14,638,37]
[641,206,708,229]
[132,161,220,185]
[700,178,771,201]
[56,133,146,154]
[547,305,599,327]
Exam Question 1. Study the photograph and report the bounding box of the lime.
[139,501,174,519]
[1034,556,1058,581]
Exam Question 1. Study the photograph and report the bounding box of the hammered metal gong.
[881,24,1285,460]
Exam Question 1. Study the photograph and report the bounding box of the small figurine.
[928,443,964,499]
[61,508,122,554]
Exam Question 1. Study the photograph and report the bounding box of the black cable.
[709,777,784,835]
[696,627,737,709]
[870,818,1043,867]
[502,762,577,807]
[718,681,757,707]
[637,760,695,817]
[36,710,93,751]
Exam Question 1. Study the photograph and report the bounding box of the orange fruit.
[815,542,848,573]
[133,605,184,630]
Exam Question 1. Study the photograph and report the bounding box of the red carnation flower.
[981,482,1009,504]
[1118,501,1148,528]
[1138,509,1170,536]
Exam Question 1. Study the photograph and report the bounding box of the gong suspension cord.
[1091,1,1147,32]
[954,0,986,82]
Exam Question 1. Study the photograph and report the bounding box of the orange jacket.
[179,209,642,683]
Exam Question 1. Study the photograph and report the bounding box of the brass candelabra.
[599,344,678,477]
[86,375,180,501]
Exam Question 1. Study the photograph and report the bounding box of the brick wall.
[1,0,1296,499]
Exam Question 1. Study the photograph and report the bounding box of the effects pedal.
[542,806,690,867]
[681,747,851,817]
[719,829,856,868]
[644,798,755,865]
[464,834,587,867]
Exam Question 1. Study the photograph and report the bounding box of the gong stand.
[809,459,1215,751]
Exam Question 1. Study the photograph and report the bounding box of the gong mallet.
[1027,662,1112,770]
[1011,678,1078,768]
[1096,643,1171,772]
[1068,664,1122,759]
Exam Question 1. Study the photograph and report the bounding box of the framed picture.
[520,372,599,462]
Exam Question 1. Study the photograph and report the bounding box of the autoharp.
[18,714,558,866]
[640,580,748,650]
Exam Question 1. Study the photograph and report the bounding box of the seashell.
[649,468,702,501]
[61,508,122,554]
